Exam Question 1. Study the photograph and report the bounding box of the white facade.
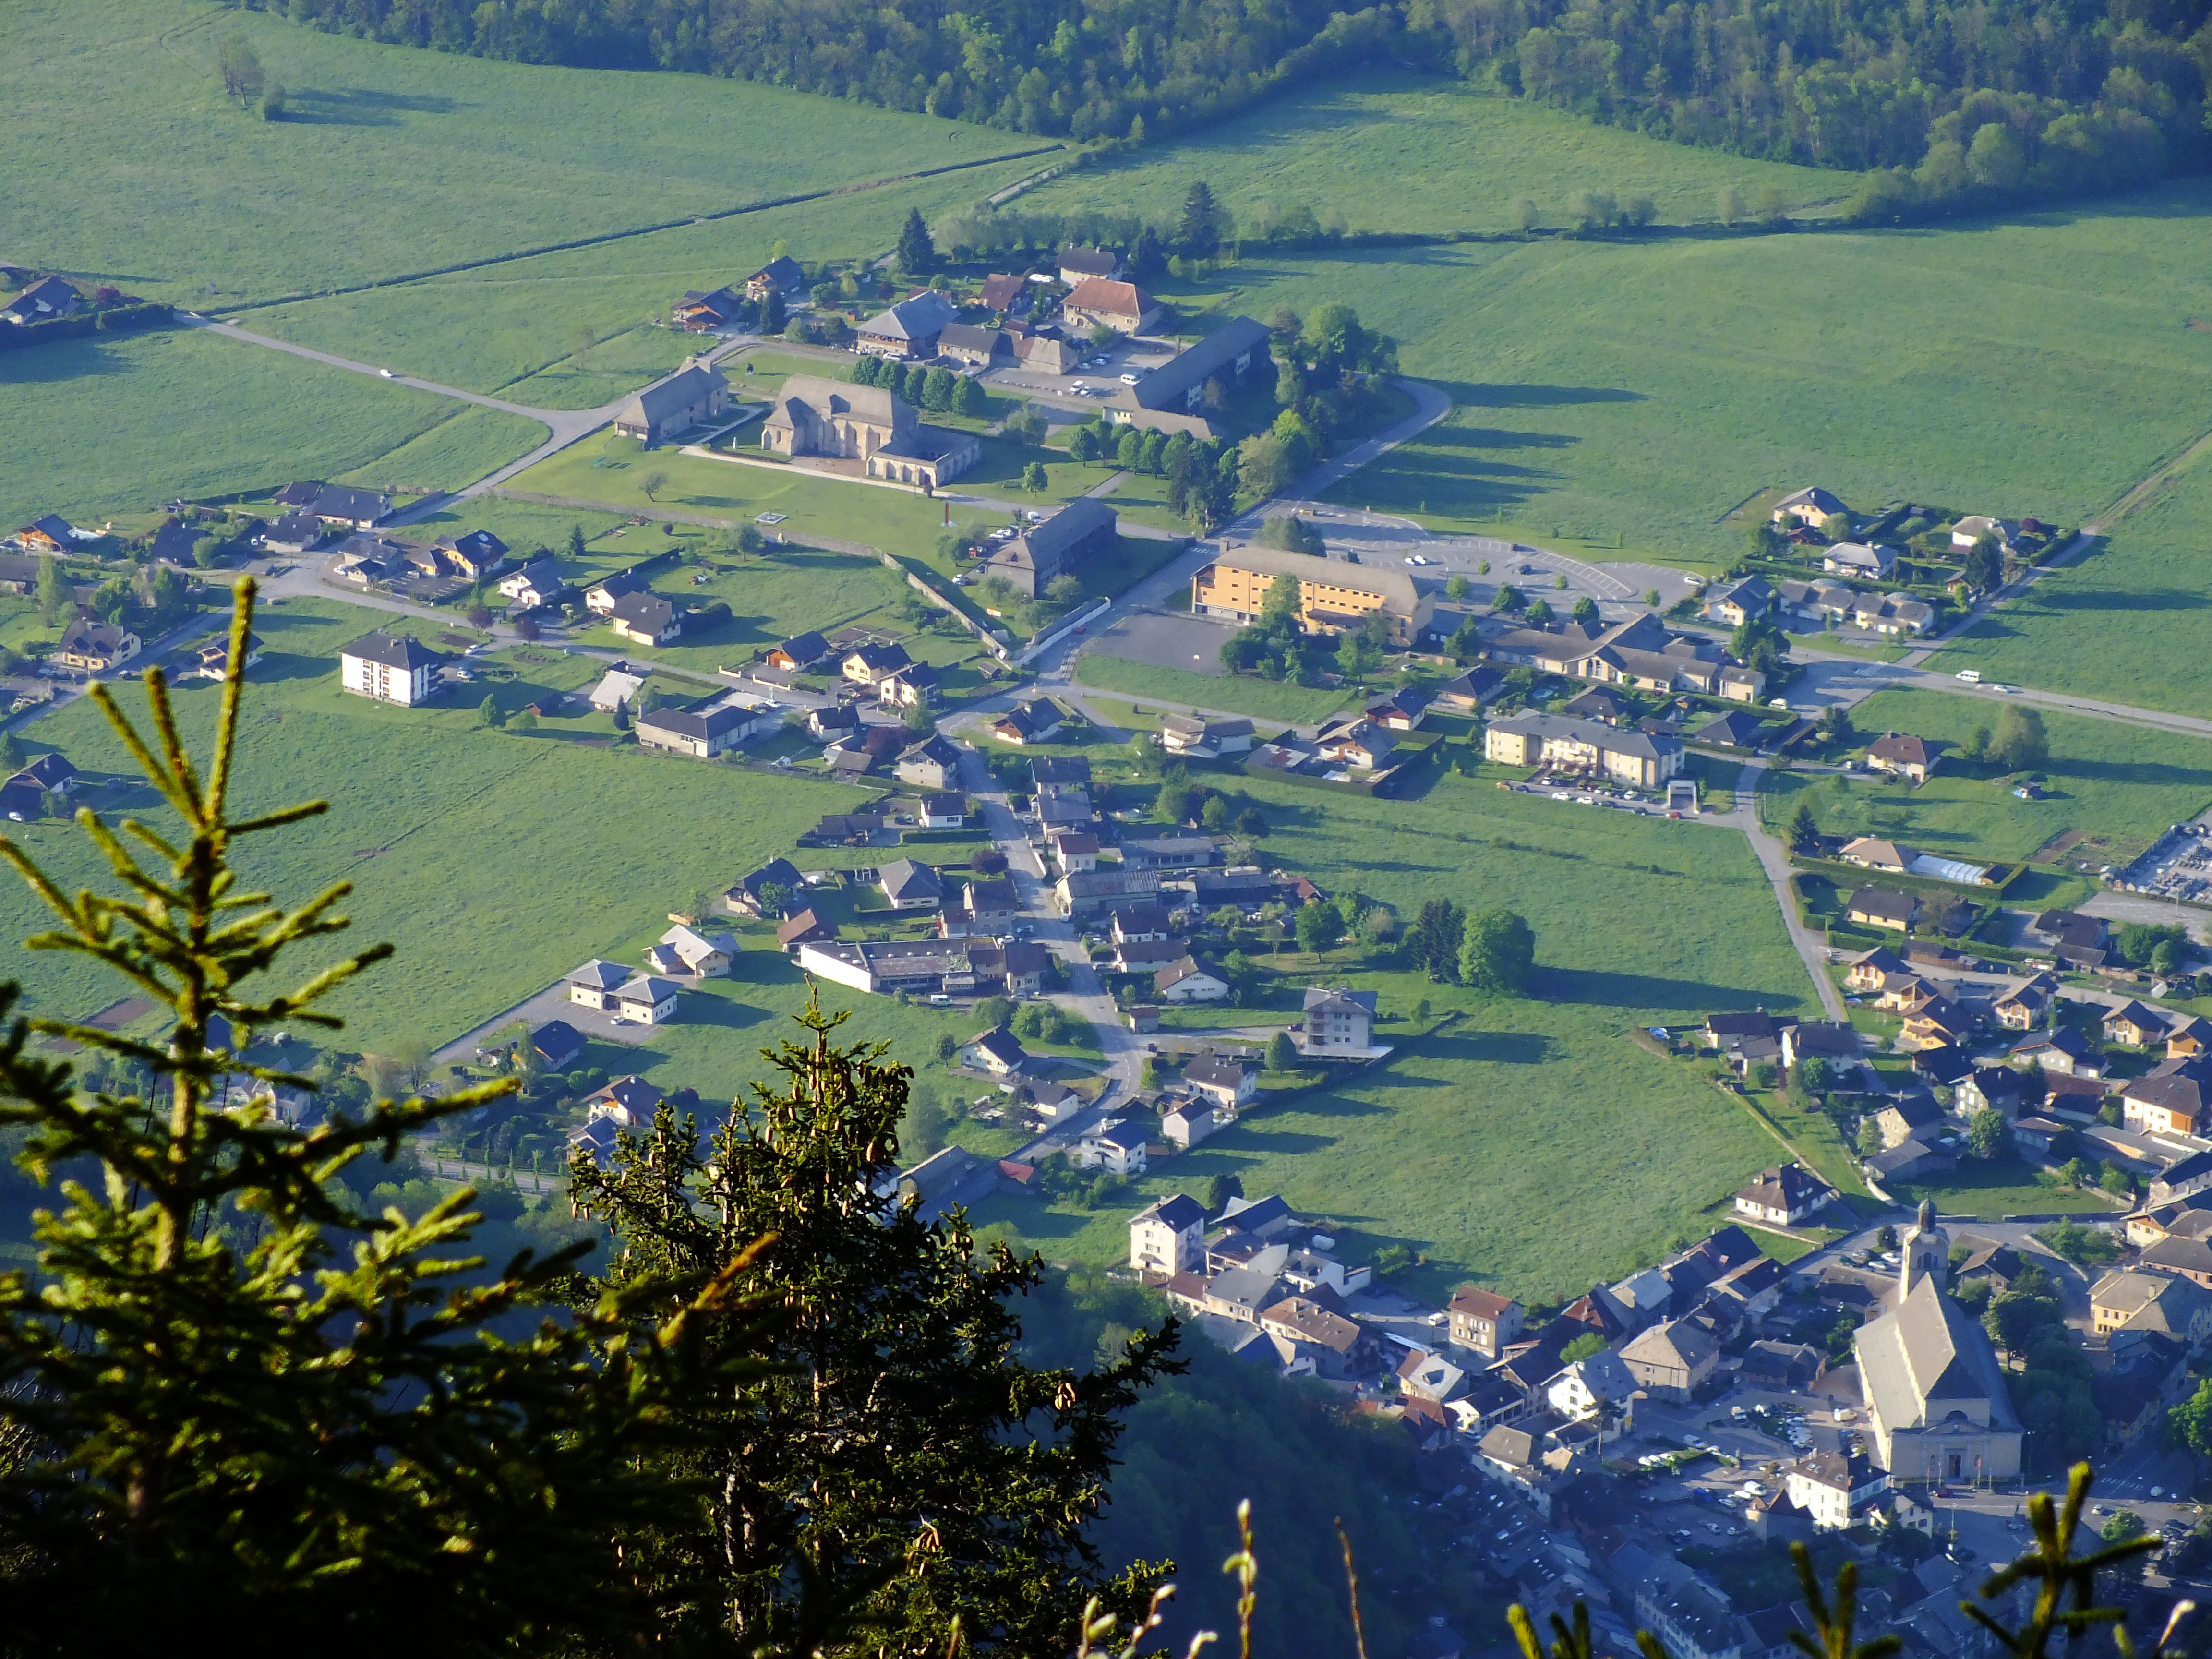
[1129,1202,1204,1274]
[1783,1458,1888,1529]
[615,979,681,1025]
[340,649,435,705]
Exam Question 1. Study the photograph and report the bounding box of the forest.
[248,0,2211,209]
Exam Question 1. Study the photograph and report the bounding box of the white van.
[1955,668,1983,683]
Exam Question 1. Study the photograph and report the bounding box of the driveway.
[432,977,657,1069]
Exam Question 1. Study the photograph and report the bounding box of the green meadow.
[1021,72,1847,234]
[1758,688,2212,864]
[1,0,1038,305]
[970,763,1820,1302]
[1938,463,2212,719]
[0,327,545,529]
[1135,180,2212,566]
[1073,653,1356,724]
[0,598,859,1056]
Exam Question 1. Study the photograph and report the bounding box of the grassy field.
[503,430,1071,551]
[1889,1159,2119,1220]
[2,0,1039,306]
[0,328,546,529]
[1072,652,1354,725]
[0,596,865,1056]
[1134,178,2212,567]
[1021,72,1848,235]
[238,157,1043,399]
[1937,464,2212,718]
[1759,689,2212,864]
[970,761,1822,1302]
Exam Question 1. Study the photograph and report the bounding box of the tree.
[216,33,264,101]
[1717,185,1744,227]
[1570,595,1598,626]
[1787,801,1821,852]
[1991,705,2050,771]
[36,555,72,622]
[1985,1285,2062,1358]
[1969,1106,2008,1158]
[1492,582,1523,613]
[1968,121,2028,189]
[1294,899,1344,954]
[478,693,504,728]
[1961,535,2004,593]
[2167,1376,2212,1480]
[1524,598,1554,625]
[952,374,987,418]
[1857,1117,1885,1156]
[1754,183,1788,224]
[1560,1332,1607,1364]
[1067,425,1102,465]
[571,997,1179,1653]
[896,206,936,273]
[1202,1173,1243,1215]
[1731,614,1789,676]
[921,367,956,411]
[851,354,881,386]
[640,470,668,503]
[1445,573,1472,601]
[1404,899,1466,983]
[0,582,760,1648]
[2100,1511,2151,1601]
[1177,181,1225,258]
[1459,908,1537,994]
[1514,198,1541,235]
[1265,1032,1298,1073]
[1817,704,1853,746]
[1022,461,1048,493]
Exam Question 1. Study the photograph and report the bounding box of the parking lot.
[1082,609,1242,678]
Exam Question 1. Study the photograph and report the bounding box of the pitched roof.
[858,290,959,342]
[1156,955,1227,990]
[1057,245,1120,277]
[341,631,439,671]
[1136,316,1272,411]
[1065,277,1153,319]
[1138,1193,1206,1233]
[1855,1274,2020,1434]
[568,958,631,991]
[1846,886,1918,925]
[1451,1286,1516,1320]
[1867,732,1935,766]
[618,360,729,426]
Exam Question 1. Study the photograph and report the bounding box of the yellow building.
[1481,712,1683,788]
[1191,546,1433,646]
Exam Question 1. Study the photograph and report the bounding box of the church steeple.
[1900,1198,1948,1296]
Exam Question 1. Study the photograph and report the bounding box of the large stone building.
[759,375,978,489]
[1132,315,1272,414]
[1191,544,1434,646]
[979,497,1117,596]
[613,357,731,445]
[855,290,960,360]
[1853,1202,2024,1482]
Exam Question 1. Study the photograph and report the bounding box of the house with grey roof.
[981,497,1117,597]
[855,290,961,359]
[613,357,731,444]
[1133,316,1273,416]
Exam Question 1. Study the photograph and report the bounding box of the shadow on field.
[1543,966,1780,1014]
[1433,379,1645,409]
[2038,585,2207,612]
[0,340,134,386]
[2061,757,2212,788]
[1411,1030,1550,1067]
[248,651,335,685]
[281,86,464,127]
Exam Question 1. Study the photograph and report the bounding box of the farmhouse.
[0,276,79,325]
[338,632,439,705]
[292,484,395,529]
[609,593,682,646]
[980,497,1118,597]
[54,619,140,673]
[1846,887,1919,931]
[1733,1162,1836,1226]
[1156,955,1230,1003]
[1057,245,1121,286]
[612,358,731,445]
[1192,545,1434,646]
[760,374,979,489]
[672,286,744,331]
[1484,712,1683,788]
[1132,316,1273,415]
[1865,733,1937,782]
[1771,487,1848,529]
[745,256,805,301]
[1822,542,1899,579]
[855,291,960,360]
[1063,278,1159,336]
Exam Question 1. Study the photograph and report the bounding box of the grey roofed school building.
[613,358,731,444]
[980,497,1118,597]
[1132,316,1273,414]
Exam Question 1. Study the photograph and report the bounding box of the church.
[757,375,978,490]
[1854,1201,2024,1482]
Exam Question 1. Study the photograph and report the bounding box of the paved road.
[1713,759,1848,1021]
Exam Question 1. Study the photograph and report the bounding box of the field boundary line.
[216,145,1067,315]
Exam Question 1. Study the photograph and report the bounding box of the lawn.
[1759,689,2212,865]
[1073,652,1356,725]
[0,327,547,529]
[1888,1158,2120,1220]
[1937,463,2212,720]
[239,160,1040,399]
[1,0,1038,306]
[1133,178,2212,568]
[972,762,1824,1302]
[503,430,1064,553]
[1020,72,1848,236]
[0,596,861,1057]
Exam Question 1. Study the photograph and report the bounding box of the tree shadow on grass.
[1407,1030,1551,1067]
[0,340,135,387]
[278,86,464,128]
[2036,586,2209,613]
[1429,378,1647,409]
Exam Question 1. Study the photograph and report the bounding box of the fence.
[1015,595,1113,665]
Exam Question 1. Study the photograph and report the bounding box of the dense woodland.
[250,0,2211,209]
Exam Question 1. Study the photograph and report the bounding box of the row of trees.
[850,351,990,418]
[0,583,1184,1651]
